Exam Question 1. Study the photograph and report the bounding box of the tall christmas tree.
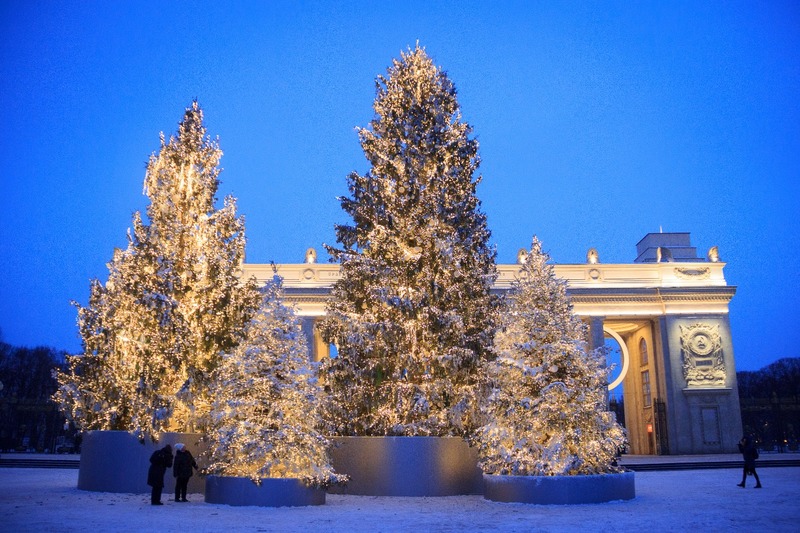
[321,46,498,437]
[204,275,346,487]
[476,238,626,476]
[54,103,261,440]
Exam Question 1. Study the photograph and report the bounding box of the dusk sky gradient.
[1,1,798,371]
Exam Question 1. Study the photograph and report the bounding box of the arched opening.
[601,321,663,455]
[604,328,629,430]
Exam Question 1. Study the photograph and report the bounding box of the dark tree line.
[0,340,73,452]
[738,357,800,452]
[2,333,798,455]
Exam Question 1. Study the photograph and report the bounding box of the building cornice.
[241,261,733,317]
[244,261,728,289]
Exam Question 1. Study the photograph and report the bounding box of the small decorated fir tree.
[476,237,625,476]
[321,45,498,437]
[204,275,345,487]
[54,103,261,440]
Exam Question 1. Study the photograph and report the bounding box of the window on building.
[639,338,649,367]
[641,370,652,408]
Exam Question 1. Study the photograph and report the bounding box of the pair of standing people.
[146,442,198,505]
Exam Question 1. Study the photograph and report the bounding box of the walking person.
[172,443,197,502]
[147,444,173,505]
[737,435,762,488]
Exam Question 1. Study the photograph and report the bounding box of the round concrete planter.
[328,436,482,496]
[204,475,325,507]
[483,471,635,504]
[77,430,205,494]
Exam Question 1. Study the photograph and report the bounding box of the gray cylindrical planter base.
[329,436,482,496]
[483,471,635,504]
[204,476,325,507]
[78,430,205,494]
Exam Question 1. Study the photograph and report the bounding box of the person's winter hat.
[174,443,185,451]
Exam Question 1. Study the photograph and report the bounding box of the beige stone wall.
[245,261,742,455]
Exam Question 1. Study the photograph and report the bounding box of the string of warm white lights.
[476,237,626,476]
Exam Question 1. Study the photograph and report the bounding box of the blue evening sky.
[1,1,798,371]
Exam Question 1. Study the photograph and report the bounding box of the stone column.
[588,317,607,403]
[300,317,317,361]
[589,316,605,352]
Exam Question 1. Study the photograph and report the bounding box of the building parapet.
[241,261,733,318]
[242,261,729,291]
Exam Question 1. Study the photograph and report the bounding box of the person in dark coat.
[172,443,197,502]
[737,435,762,488]
[147,444,173,505]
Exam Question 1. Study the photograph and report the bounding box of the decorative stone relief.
[680,323,725,387]
[674,267,711,280]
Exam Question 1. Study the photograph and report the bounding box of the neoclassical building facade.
[242,232,743,455]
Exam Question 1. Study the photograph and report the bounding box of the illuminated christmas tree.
[204,275,345,487]
[54,103,261,440]
[476,237,626,476]
[321,46,498,437]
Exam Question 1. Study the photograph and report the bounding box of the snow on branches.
[475,237,626,476]
[320,45,498,437]
[203,276,346,487]
[54,103,261,441]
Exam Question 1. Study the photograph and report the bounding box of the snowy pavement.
[2,467,798,532]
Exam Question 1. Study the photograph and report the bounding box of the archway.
[603,327,628,433]
[604,326,629,392]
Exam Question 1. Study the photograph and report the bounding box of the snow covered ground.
[2,467,798,532]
